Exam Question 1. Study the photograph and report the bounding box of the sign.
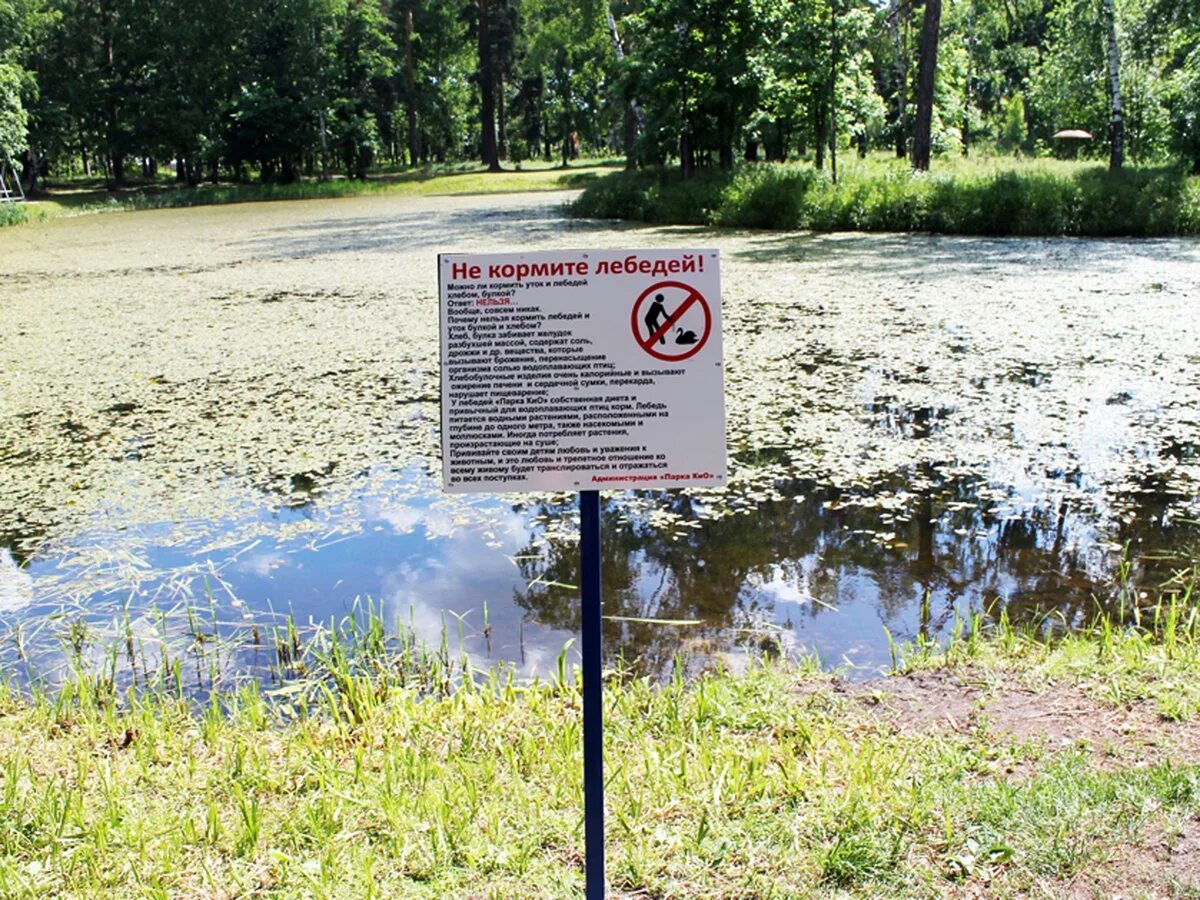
[438,249,726,493]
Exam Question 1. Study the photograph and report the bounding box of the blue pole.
[580,489,605,899]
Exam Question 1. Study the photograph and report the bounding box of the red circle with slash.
[630,281,713,362]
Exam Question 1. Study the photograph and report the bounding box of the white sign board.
[438,249,726,493]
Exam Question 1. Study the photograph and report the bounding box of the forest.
[0,0,1198,191]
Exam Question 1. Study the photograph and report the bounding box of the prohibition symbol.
[631,280,713,362]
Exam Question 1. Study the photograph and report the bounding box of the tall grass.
[0,565,1196,893]
[1,590,1199,894]
[0,203,30,227]
[572,157,1200,237]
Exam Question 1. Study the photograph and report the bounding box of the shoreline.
[2,613,1198,895]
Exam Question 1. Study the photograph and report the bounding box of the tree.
[394,0,472,165]
[1104,0,1124,168]
[519,0,610,168]
[629,0,761,174]
[885,0,911,158]
[477,0,501,170]
[329,0,393,178]
[399,3,419,165]
[0,64,28,165]
[0,0,46,176]
[1136,0,1200,171]
[5,0,1200,186]
[749,0,823,164]
[605,0,644,169]
[911,0,942,169]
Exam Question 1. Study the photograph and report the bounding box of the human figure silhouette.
[644,293,670,344]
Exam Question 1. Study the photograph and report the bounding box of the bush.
[712,166,816,229]
[570,167,725,225]
[569,159,1200,237]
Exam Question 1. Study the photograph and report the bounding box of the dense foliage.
[0,0,1197,190]
[571,158,1200,235]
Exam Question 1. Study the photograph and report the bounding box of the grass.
[0,202,36,228]
[571,154,1200,237]
[1,570,1199,895]
[8,159,618,224]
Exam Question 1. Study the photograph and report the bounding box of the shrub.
[569,158,1200,237]
[712,166,816,229]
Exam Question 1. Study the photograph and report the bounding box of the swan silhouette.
[675,327,698,345]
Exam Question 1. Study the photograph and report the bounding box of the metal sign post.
[579,489,605,898]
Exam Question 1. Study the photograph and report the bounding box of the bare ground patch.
[1061,820,1200,898]
[812,668,1200,766]
[796,668,1200,896]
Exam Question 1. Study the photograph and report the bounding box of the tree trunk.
[962,18,972,157]
[560,71,572,168]
[830,0,839,184]
[718,107,733,170]
[1104,0,1124,171]
[679,132,694,178]
[478,0,501,172]
[889,0,908,159]
[606,4,644,169]
[814,102,827,170]
[624,104,638,169]
[404,9,418,167]
[101,10,125,189]
[497,72,507,160]
[765,137,780,162]
[317,108,330,182]
[19,149,38,194]
[911,0,942,171]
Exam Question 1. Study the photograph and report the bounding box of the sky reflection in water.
[4,460,1193,685]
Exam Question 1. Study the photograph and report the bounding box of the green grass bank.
[571,157,1200,237]
[2,583,1200,897]
[0,160,614,227]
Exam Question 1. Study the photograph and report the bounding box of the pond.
[1,191,1198,686]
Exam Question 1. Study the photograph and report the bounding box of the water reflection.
[515,468,1195,673]
[0,458,1195,687]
